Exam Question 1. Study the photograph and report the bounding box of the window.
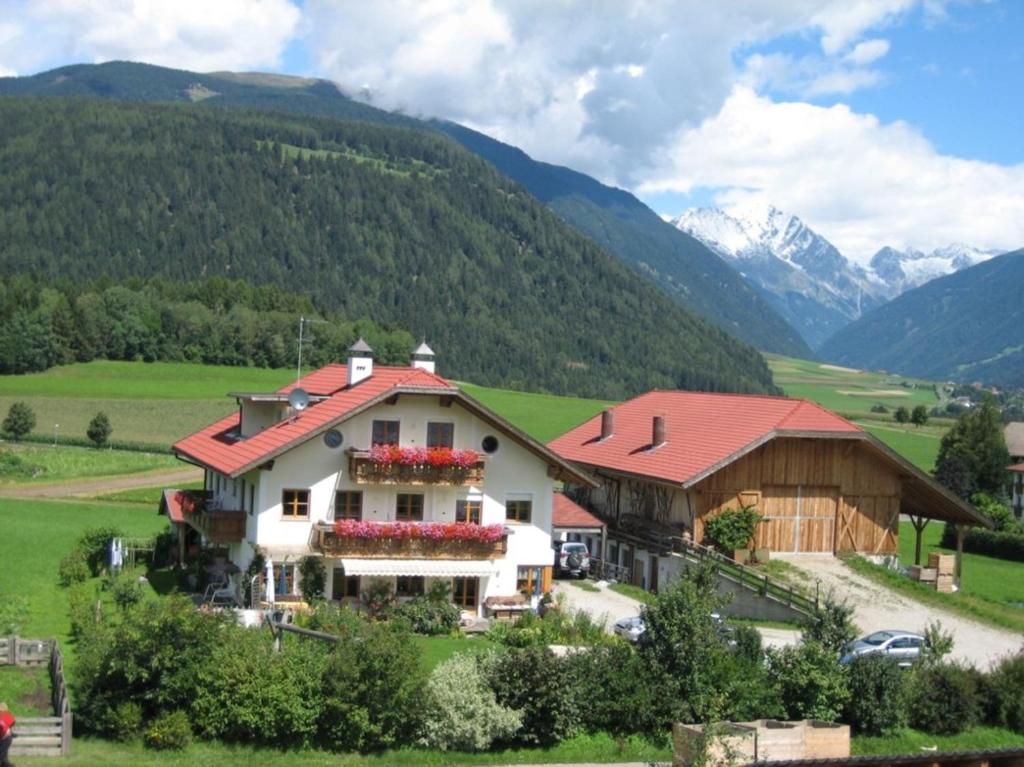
[452,577,478,609]
[333,491,363,521]
[505,499,532,524]
[272,563,295,595]
[456,499,482,524]
[331,568,359,600]
[427,422,454,448]
[481,435,499,453]
[282,489,310,518]
[396,576,425,597]
[517,566,540,593]
[396,493,424,521]
[372,419,400,446]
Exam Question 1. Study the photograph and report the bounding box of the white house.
[163,341,593,615]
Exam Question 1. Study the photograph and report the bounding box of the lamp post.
[53,423,59,447]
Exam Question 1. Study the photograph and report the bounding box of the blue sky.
[1,0,1022,260]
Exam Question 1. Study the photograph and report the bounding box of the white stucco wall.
[219,392,555,604]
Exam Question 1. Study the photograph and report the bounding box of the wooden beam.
[910,515,930,566]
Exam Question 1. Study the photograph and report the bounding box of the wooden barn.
[549,391,990,589]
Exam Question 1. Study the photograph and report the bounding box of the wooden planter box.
[349,451,485,486]
[802,720,850,758]
[314,525,507,559]
[673,722,756,767]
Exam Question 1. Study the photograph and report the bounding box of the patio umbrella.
[265,556,275,605]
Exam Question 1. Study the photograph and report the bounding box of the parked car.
[553,541,591,578]
[614,615,645,642]
[839,630,925,668]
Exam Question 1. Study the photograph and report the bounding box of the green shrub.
[67,583,98,639]
[989,653,1024,732]
[144,710,192,751]
[101,701,143,741]
[921,620,955,666]
[58,548,90,586]
[392,596,460,635]
[87,411,113,448]
[301,600,367,636]
[906,662,979,735]
[562,642,663,737]
[0,450,43,479]
[418,652,522,750]
[732,624,763,664]
[360,580,396,620]
[802,597,857,655]
[766,641,850,722]
[191,627,327,747]
[74,526,124,576]
[703,505,763,552]
[488,605,609,648]
[298,555,326,603]
[105,571,145,610]
[319,622,426,752]
[844,653,906,735]
[2,401,36,440]
[485,645,582,747]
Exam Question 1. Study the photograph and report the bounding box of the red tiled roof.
[174,365,456,477]
[161,489,186,523]
[552,492,605,529]
[547,390,861,487]
[1009,463,1024,473]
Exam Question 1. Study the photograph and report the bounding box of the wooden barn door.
[798,486,839,553]
[758,485,839,553]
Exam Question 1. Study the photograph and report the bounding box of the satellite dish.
[288,388,310,412]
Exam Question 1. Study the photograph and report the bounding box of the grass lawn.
[458,382,614,443]
[413,635,500,672]
[853,726,1024,755]
[569,580,600,592]
[898,521,1024,610]
[0,665,52,716]
[859,422,942,473]
[16,732,670,766]
[0,444,179,485]
[0,497,169,648]
[91,481,204,506]
[607,582,655,604]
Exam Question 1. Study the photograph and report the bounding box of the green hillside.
[0,97,777,400]
[0,61,811,360]
[819,249,1024,387]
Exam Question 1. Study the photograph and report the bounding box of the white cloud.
[640,87,1024,261]
[845,38,891,64]
[303,0,922,185]
[1,0,301,73]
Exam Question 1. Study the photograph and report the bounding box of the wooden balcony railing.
[313,522,507,559]
[348,450,486,486]
[186,508,246,544]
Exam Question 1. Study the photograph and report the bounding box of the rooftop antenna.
[296,315,329,385]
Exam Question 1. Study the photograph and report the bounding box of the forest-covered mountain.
[0,97,777,398]
[0,61,811,359]
[819,249,1024,387]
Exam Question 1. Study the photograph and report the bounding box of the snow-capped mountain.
[869,243,1001,295]
[673,205,1002,350]
[673,205,885,349]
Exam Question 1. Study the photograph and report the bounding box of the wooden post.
[910,515,930,566]
[955,525,965,586]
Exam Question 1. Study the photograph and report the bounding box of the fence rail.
[3,636,72,757]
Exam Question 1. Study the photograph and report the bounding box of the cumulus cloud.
[303,0,922,185]
[640,87,1024,261]
[845,38,891,64]
[0,0,301,73]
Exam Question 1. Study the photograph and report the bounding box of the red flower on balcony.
[368,444,481,468]
[332,519,505,543]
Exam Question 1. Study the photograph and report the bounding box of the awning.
[339,558,499,577]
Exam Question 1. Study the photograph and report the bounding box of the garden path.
[0,466,201,498]
[776,554,1022,668]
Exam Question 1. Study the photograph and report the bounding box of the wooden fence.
[2,636,72,757]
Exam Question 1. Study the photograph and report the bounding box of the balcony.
[348,447,486,486]
[171,491,246,544]
[312,521,507,559]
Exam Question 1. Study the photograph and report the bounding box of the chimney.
[652,415,666,447]
[346,337,374,386]
[600,409,614,440]
[411,341,436,374]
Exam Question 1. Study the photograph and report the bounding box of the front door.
[758,485,839,553]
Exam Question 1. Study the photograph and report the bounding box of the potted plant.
[703,504,764,563]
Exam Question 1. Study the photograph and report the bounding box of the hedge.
[941,526,1024,562]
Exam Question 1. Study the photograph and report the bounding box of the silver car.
[613,616,645,642]
[840,630,926,668]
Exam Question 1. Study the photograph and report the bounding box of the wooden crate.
[929,552,955,575]
[908,565,937,582]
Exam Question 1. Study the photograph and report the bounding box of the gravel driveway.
[552,580,800,650]
[775,554,1023,668]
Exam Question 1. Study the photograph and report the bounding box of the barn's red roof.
[547,390,861,487]
[552,492,605,530]
[174,365,455,477]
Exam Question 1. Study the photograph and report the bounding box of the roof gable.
[547,390,860,486]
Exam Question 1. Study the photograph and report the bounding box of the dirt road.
[0,466,202,499]
[777,554,1022,668]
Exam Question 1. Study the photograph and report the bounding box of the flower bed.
[332,519,505,543]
